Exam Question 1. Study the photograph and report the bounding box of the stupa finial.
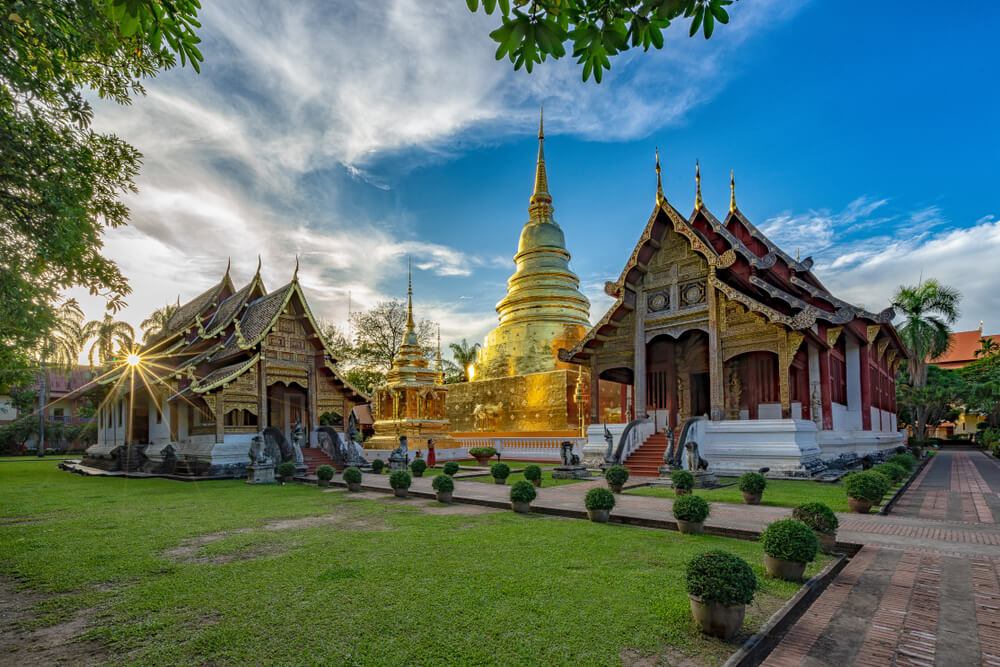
[729,169,736,213]
[406,257,415,332]
[529,105,553,221]
[435,324,444,385]
[655,147,664,206]
[695,160,703,210]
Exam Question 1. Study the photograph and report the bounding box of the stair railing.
[613,418,654,465]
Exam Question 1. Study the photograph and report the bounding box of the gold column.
[706,272,724,421]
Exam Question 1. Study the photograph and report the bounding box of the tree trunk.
[37,366,46,456]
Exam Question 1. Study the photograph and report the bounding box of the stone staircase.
[622,432,669,478]
[301,447,336,475]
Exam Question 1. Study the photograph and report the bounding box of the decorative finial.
[694,160,703,210]
[729,169,736,213]
[293,255,299,281]
[980,320,984,332]
[405,257,415,332]
[529,105,553,222]
[796,247,800,262]
[435,324,444,385]
[255,254,262,276]
[655,147,664,206]
[225,256,231,275]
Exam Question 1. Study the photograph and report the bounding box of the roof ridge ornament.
[293,255,299,281]
[655,147,664,206]
[730,169,736,213]
[695,160,703,210]
[255,254,262,277]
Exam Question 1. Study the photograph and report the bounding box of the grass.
[464,469,586,487]
[627,477,852,512]
[0,462,829,665]
[457,458,559,467]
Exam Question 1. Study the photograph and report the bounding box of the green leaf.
[703,8,714,38]
[483,0,497,14]
[466,0,478,11]
[710,3,730,24]
[689,5,703,37]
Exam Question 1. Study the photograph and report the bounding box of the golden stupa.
[446,112,591,434]
[368,267,457,452]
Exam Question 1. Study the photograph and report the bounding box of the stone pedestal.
[388,458,408,472]
[247,462,276,484]
[551,465,591,480]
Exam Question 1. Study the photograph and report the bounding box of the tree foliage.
[0,0,202,387]
[81,313,134,367]
[959,353,1000,429]
[140,303,178,343]
[891,279,961,389]
[448,339,481,382]
[467,0,735,82]
[896,364,962,441]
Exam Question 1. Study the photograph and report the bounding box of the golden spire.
[694,160,703,210]
[435,324,444,385]
[729,169,736,213]
[528,105,553,222]
[796,247,800,262]
[405,257,415,332]
[655,147,664,206]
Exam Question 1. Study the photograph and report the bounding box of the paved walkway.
[343,450,1000,666]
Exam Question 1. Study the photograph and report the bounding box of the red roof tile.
[930,330,1000,368]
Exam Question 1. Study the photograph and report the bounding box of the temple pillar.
[707,281,724,421]
[845,336,861,429]
[342,389,351,435]
[215,391,224,443]
[308,362,318,435]
[258,358,268,428]
[633,287,647,418]
[778,335,791,419]
[859,342,872,431]
[817,347,834,431]
[589,355,600,423]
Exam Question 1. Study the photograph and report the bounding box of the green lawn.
[457,458,559,467]
[627,477,852,512]
[464,468,587,487]
[0,462,829,665]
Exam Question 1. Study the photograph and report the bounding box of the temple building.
[560,159,909,475]
[368,270,456,454]
[84,261,367,476]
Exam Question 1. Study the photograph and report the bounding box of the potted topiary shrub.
[432,473,454,503]
[673,494,710,535]
[888,452,916,472]
[342,466,363,492]
[410,458,428,478]
[738,472,766,504]
[510,480,536,513]
[759,519,818,581]
[443,461,460,476]
[469,446,497,466]
[276,461,296,483]
[584,487,616,523]
[686,550,758,640]
[793,502,839,554]
[371,458,385,474]
[604,465,629,493]
[491,462,511,485]
[843,470,889,513]
[316,464,335,487]
[523,464,543,488]
[671,469,695,495]
[873,462,907,485]
[389,470,412,498]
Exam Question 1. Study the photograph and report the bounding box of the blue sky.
[73,1,1000,356]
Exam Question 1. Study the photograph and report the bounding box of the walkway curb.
[878,454,931,516]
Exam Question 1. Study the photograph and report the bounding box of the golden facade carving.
[446,369,581,433]
[826,327,843,348]
[877,338,890,361]
[866,325,881,344]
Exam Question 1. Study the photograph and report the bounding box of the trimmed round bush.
[523,464,542,481]
[469,446,497,458]
[316,465,335,481]
[874,461,907,484]
[584,487,616,511]
[760,519,819,564]
[388,470,411,490]
[491,462,511,480]
[410,458,428,475]
[432,474,454,493]
[739,472,767,495]
[673,494,710,523]
[671,469,695,491]
[844,470,889,502]
[605,465,629,486]
[371,458,384,473]
[686,550,758,607]
[888,452,916,472]
[443,461,460,476]
[276,461,296,478]
[793,502,838,535]
[510,480,537,504]
[342,467,362,484]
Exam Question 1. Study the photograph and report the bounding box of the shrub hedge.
[584,487,616,511]
[672,494,710,523]
[792,502,838,535]
[410,458,428,474]
[843,470,889,502]
[469,446,497,457]
[759,519,818,564]
[491,462,511,479]
[671,469,695,491]
[388,470,411,490]
[873,462,907,484]
[523,464,542,481]
[276,461,296,478]
[342,467,362,484]
[443,461,460,476]
[371,458,385,473]
[432,474,454,493]
[686,550,758,607]
[510,480,537,504]
[604,465,629,486]
[738,472,767,495]
[887,452,916,471]
[315,465,334,481]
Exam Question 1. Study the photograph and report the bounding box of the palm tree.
[892,279,961,389]
[81,314,135,367]
[140,303,178,343]
[449,339,481,382]
[32,299,84,456]
[975,337,1000,358]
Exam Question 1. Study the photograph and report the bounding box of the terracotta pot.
[847,496,874,514]
[511,501,531,514]
[473,456,491,466]
[742,492,762,505]
[347,482,362,492]
[393,487,409,498]
[609,483,623,493]
[493,477,507,485]
[530,478,542,488]
[817,532,836,554]
[675,488,692,496]
[689,595,745,640]
[587,509,610,523]
[436,491,453,504]
[676,519,704,535]
[764,554,807,581]
[318,479,330,487]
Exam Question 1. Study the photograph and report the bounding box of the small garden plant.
[888,452,916,471]
[315,465,334,481]
[843,470,889,503]
[443,461,460,476]
[873,461,907,484]
[671,469,695,491]
[371,458,385,474]
[584,487,616,511]
[686,550,758,606]
[432,474,454,493]
[469,446,497,458]
[510,480,537,504]
[276,461,296,479]
[342,467,362,484]
[792,502,838,535]
[388,470,411,490]
[410,458,428,475]
[759,519,818,564]
[604,465,629,488]
[523,464,542,482]
[673,494,710,523]
[739,472,767,495]
[491,462,511,481]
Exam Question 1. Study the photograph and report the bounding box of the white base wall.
[693,419,824,477]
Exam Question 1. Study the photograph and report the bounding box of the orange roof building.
[930,327,1000,369]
